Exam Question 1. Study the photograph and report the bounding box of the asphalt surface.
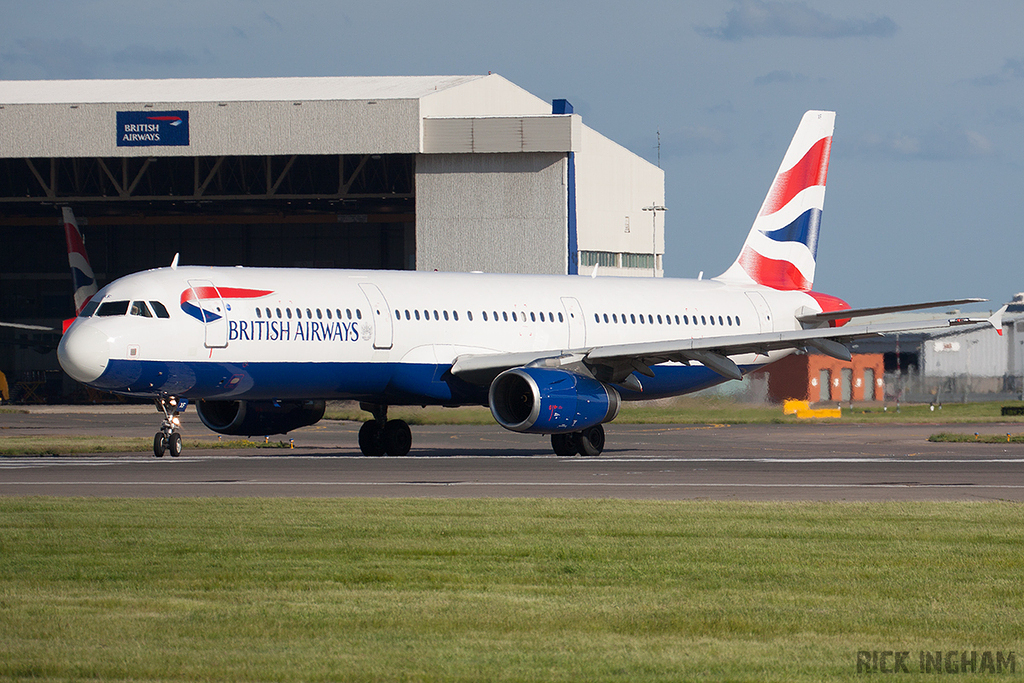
[2,406,1024,501]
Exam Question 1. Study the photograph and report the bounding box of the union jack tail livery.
[63,207,98,315]
[717,110,834,291]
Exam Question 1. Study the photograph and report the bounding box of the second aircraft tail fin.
[63,207,98,316]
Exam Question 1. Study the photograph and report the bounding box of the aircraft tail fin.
[716,110,835,291]
[63,207,98,316]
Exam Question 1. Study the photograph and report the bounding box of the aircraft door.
[744,292,774,334]
[560,296,586,349]
[359,283,393,350]
[186,279,228,349]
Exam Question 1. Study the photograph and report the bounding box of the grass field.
[1,498,1021,681]
[930,431,1024,443]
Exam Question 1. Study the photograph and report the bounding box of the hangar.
[0,74,664,399]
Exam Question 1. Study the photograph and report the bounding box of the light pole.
[642,204,666,277]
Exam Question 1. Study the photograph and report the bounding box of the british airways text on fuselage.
[228,319,361,343]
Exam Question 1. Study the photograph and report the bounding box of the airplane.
[56,111,1001,457]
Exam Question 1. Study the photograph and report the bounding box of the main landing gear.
[357,403,412,457]
[550,424,605,457]
[153,396,186,458]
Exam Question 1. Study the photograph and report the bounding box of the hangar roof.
[0,75,488,105]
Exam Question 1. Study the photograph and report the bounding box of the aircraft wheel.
[168,432,183,457]
[574,424,605,457]
[383,420,412,457]
[153,432,166,458]
[551,433,577,456]
[358,420,386,457]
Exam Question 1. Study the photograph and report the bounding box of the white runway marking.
[4,455,1024,469]
[3,481,1024,490]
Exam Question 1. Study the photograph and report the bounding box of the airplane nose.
[58,324,110,384]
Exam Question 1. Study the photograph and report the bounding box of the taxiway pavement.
[2,406,1023,500]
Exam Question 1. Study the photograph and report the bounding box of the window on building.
[579,250,618,267]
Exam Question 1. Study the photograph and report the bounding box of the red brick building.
[764,353,885,403]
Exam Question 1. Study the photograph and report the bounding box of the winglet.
[989,305,1007,336]
[946,304,1007,335]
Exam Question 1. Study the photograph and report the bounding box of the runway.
[3,407,1024,500]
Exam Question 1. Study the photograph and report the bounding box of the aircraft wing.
[796,297,987,324]
[450,307,1006,387]
[0,321,61,353]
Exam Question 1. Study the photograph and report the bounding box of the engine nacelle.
[196,399,326,436]
[488,367,620,434]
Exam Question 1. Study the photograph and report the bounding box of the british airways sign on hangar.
[116,111,189,147]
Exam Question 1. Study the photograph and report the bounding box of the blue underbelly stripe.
[92,359,763,404]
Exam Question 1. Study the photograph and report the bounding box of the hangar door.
[0,153,416,322]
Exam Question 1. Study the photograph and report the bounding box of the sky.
[2,0,1022,309]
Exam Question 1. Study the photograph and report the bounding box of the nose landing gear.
[153,396,187,457]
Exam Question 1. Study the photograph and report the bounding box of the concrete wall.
[415,153,567,274]
[1008,319,1024,378]
[922,327,1008,378]
[422,115,579,154]
[574,126,665,275]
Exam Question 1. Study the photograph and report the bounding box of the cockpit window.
[149,301,170,319]
[79,300,100,317]
[130,301,153,318]
[96,300,130,317]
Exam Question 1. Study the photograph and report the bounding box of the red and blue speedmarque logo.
[147,115,184,126]
[180,285,363,343]
[180,286,272,323]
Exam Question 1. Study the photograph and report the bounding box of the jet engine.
[488,367,620,434]
[196,399,326,436]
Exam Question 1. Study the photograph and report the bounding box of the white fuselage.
[59,266,823,404]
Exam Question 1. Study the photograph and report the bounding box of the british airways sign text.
[228,319,361,343]
[117,111,190,147]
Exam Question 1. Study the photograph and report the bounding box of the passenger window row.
[593,312,741,327]
[80,297,739,332]
[394,309,566,324]
[255,307,362,321]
